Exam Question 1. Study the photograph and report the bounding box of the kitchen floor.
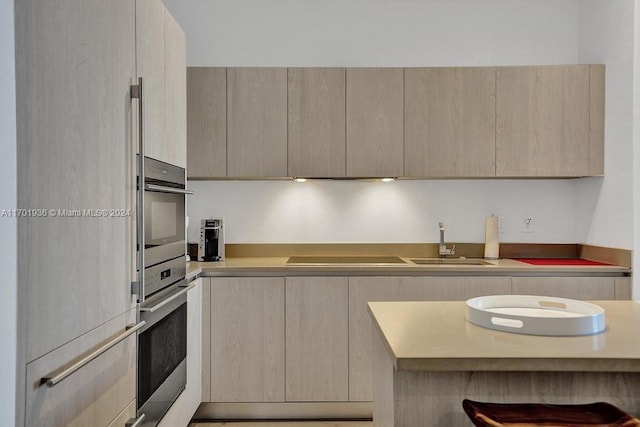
[191,422,372,427]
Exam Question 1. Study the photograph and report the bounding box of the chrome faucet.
[438,222,455,257]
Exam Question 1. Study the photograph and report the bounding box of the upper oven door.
[144,189,186,267]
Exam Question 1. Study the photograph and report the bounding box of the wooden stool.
[462,399,640,426]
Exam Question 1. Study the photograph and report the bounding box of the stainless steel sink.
[410,258,493,266]
[286,256,407,265]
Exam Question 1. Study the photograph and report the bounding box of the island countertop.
[368,300,640,372]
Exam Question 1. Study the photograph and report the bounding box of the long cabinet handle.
[131,77,145,302]
[125,413,146,427]
[40,321,146,388]
[140,283,195,313]
[145,183,194,195]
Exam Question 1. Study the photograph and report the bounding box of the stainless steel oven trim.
[137,359,186,427]
[144,157,186,187]
[144,256,187,297]
[140,283,194,314]
[145,241,186,269]
[138,283,188,426]
[139,282,187,331]
[145,183,193,195]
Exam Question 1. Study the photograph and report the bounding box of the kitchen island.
[369,300,640,426]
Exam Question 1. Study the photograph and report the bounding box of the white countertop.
[368,300,640,372]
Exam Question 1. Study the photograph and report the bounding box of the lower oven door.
[138,284,189,426]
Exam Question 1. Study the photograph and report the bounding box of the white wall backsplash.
[576,0,634,249]
[187,180,577,244]
[1,0,17,423]
[164,0,579,67]
[167,0,634,252]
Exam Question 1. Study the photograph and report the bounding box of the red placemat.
[514,258,613,266]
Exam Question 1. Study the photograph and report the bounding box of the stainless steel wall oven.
[137,283,191,427]
[141,157,190,298]
[134,155,192,426]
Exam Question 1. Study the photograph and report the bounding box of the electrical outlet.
[522,215,535,233]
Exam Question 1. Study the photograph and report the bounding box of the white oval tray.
[466,295,606,336]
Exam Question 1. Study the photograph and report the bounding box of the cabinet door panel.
[615,277,632,300]
[227,68,287,177]
[210,277,285,402]
[201,278,212,402]
[405,67,496,177]
[346,68,404,177]
[25,310,136,427]
[348,277,425,401]
[423,276,511,300]
[164,9,187,167]
[285,277,349,401]
[187,68,227,178]
[136,0,166,163]
[288,68,346,177]
[496,65,590,177]
[512,277,615,300]
[16,0,136,362]
[589,65,605,175]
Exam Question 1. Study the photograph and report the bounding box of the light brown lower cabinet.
[210,277,285,402]
[25,309,137,427]
[348,276,511,402]
[285,277,349,402]
[203,274,623,406]
[511,277,615,300]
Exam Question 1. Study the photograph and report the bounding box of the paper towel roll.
[484,215,499,259]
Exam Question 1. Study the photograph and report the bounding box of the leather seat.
[462,399,640,427]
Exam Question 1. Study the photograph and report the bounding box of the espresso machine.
[198,218,225,261]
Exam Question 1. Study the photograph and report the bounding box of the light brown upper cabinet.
[163,10,187,168]
[136,0,165,163]
[346,68,404,177]
[288,68,346,177]
[496,65,604,177]
[404,67,496,177]
[186,65,604,179]
[227,68,288,177]
[137,0,187,168]
[187,67,227,178]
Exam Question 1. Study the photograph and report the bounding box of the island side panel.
[392,370,640,427]
[372,323,395,427]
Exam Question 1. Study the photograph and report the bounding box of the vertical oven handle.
[144,183,194,195]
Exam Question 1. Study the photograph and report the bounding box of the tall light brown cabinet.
[15,0,186,425]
